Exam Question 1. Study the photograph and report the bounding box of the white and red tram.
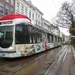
[0,14,62,58]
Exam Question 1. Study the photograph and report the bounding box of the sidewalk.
[60,45,75,75]
[70,46,75,75]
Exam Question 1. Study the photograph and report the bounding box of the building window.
[10,8,13,14]
[16,3,19,11]
[0,2,4,14]
[21,5,24,14]
[25,7,27,15]
[38,15,40,19]
[6,0,9,3]
[5,5,9,15]
[29,11,31,18]
[32,13,34,20]
[11,0,14,5]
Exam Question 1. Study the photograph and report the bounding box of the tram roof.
[0,14,31,25]
[0,14,31,21]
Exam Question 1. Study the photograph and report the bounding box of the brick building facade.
[0,0,15,18]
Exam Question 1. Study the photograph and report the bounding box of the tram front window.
[0,26,13,48]
[15,23,29,44]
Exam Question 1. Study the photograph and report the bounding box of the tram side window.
[29,26,35,43]
[55,36,57,42]
[0,32,4,44]
[36,30,42,43]
[57,37,58,42]
[59,38,61,42]
[47,33,50,43]
[15,23,30,44]
[51,35,53,43]
[58,37,61,42]
[29,26,42,43]
[58,37,59,42]
[50,35,52,43]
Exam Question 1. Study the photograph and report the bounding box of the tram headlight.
[9,47,13,51]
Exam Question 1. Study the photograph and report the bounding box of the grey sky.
[31,0,72,35]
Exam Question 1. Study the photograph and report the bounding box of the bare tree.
[53,1,75,28]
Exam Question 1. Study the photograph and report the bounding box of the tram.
[0,14,62,58]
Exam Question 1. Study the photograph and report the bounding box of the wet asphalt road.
[0,46,67,75]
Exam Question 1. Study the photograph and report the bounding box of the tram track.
[55,46,70,75]
[44,45,69,75]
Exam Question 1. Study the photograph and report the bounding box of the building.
[0,0,15,18]
[15,0,43,26]
[42,18,50,30]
